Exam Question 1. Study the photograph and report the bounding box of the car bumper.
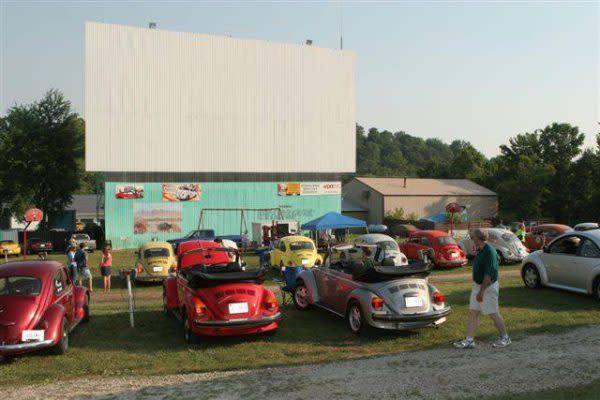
[193,312,282,328]
[369,307,451,330]
[0,339,54,355]
[435,259,467,268]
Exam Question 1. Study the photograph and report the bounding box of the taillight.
[263,293,278,310]
[433,292,445,304]
[137,265,144,273]
[192,298,207,317]
[371,296,384,310]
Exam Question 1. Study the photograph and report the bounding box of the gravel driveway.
[6,324,600,400]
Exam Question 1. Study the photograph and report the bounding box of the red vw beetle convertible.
[0,261,90,356]
[163,241,280,343]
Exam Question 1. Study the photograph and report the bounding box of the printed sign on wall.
[115,185,144,199]
[277,182,341,196]
[133,203,182,234]
[161,183,201,202]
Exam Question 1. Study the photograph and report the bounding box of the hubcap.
[349,306,361,332]
[524,267,538,287]
[295,286,308,308]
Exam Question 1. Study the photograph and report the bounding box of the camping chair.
[278,266,306,305]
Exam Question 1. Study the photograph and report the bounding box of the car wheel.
[292,282,311,311]
[183,311,198,344]
[346,301,368,335]
[82,295,90,323]
[522,264,541,289]
[53,318,69,355]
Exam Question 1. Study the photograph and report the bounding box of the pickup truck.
[69,234,97,252]
[167,229,216,251]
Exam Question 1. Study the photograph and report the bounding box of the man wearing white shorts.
[454,228,510,349]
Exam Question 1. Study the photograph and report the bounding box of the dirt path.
[7,324,600,400]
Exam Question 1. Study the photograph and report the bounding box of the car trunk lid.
[197,284,263,320]
[0,296,40,343]
[378,279,431,314]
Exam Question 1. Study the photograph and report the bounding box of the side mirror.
[542,245,549,253]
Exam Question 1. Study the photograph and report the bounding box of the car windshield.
[377,240,399,250]
[289,241,314,251]
[0,276,42,296]
[437,236,456,245]
[74,234,89,240]
[186,230,214,238]
[144,248,170,258]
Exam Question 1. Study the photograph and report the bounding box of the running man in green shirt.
[454,228,511,349]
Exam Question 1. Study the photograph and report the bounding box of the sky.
[1,0,598,157]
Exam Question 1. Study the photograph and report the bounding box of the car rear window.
[437,236,456,245]
[0,276,42,296]
[377,240,399,250]
[144,248,170,258]
[74,234,89,240]
[289,241,314,251]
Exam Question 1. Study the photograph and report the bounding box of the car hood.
[0,296,41,343]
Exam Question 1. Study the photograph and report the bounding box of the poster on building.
[277,182,341,196]
[115,185,144,199]
[133,204,182,234]
[161,183,201,202]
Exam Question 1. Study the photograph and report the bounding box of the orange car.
[525,224,572,250]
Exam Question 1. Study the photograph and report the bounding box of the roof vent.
[305,39,313,46]
[148,22,157,29]
[403,176,407,188]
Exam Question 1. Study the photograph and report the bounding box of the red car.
[27,238,53,254]
[0,261,90,356]
[401,230,467,268]
[163,241,280,343]
[525,224,572,251]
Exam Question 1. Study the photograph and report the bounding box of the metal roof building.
[342,177,498,224]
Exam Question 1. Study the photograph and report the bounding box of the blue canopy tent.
[301,212,367,231]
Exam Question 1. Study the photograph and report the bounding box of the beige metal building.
[342,177,497,224]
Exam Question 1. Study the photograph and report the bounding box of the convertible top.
[185,267,266,288]
[332,260,432,283]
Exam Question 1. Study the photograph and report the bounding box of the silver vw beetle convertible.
[292,251,451,334]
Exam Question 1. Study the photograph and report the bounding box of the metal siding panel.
[86,22,356,173]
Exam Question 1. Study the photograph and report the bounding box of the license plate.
[228,302,248,314]
[152,266,163,272]
[40,244,45,248]
[449,252,457,258]
[22,330,44,342]
[301,259,310,265]
[405,296,423,308]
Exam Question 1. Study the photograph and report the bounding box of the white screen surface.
[85,22,356,173]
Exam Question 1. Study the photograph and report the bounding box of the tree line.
[1,89,598,226]
[355,123,600,224]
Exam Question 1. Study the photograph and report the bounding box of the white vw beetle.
[339,234,409,266]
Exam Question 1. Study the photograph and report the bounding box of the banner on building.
[115,185,144,199]
[277,182,341,196]
[133,203,182,234]
[161,183,201,202]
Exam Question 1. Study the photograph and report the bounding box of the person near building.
[75,243,92,292]
[99,245,113,293]
[453,228,511,349]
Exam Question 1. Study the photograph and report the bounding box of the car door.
[569,239,600,290]
[403,236,421,259]
[328,265,359,314]
[313,264,333,306]
[53,269,73,325]
[271,241,286,267]
[542,235,582,285]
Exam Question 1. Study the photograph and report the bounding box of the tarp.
[422,213,448,223]
[301,212,367,231]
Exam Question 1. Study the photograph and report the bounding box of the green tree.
[0,89,83,228]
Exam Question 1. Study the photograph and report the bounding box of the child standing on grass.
[66,246,77,282]
[100,245,113,293]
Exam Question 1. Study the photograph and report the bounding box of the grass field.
[1,250,599,390]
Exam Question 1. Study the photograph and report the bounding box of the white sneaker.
[453,338,475,349]
[492,336,511,348]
